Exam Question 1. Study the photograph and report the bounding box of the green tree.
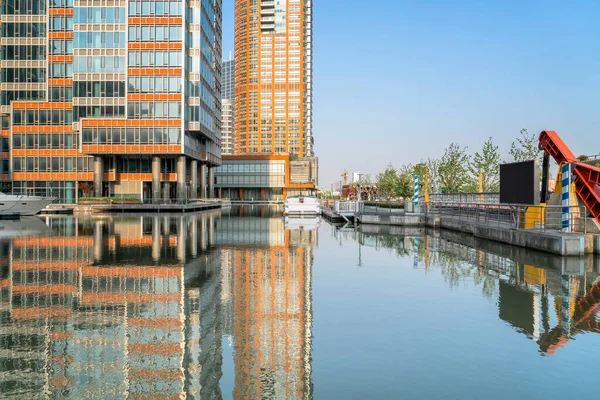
[412,159,441,195]
[396,164,415,199]
[413,162,427,192]
[376,164,399,199]
[438,143,471,194]
[425,157,441,193]
[469,137,500,192]
[509,128,540,162]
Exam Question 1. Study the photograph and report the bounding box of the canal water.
[1,206,599,399]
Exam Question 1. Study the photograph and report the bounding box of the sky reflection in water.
[1,209,599,399]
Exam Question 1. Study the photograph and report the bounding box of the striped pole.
[413,238,419,269]
[561,163,571,232]
[414,175,419,207]
[561,274,572,333]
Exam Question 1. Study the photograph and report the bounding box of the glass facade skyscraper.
[0,0,222,203]
[222,58,234,100]
[221,59,234,155]
[234,0,313,157]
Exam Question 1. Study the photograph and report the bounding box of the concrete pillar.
[190,159,198,200]
[190,216,198,258]
[152,216,161,262]
[208,167,215,199]
[93,156,103,197]
[163,182,170,203]
[163,216,170,235]
[200,163,207,199]
[208,214,214,246]
[177,155,187,202]
[152,156,161,203]
[93,220,103,261]
[177,217,186,262]
[200,214,207,251]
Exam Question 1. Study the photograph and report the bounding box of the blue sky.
[222,0,600,188]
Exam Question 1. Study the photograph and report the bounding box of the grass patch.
[79,196,141,202]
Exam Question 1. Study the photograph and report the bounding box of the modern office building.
[214,153,317,201]
[222,58,234,100]
[0,0,222,203]
[234,0,313,157]
[221,59,234,155]
[221,99,233,156]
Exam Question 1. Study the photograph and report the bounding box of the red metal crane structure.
[538,130,600,223]
[538,279,600,355]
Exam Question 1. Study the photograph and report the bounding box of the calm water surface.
[1,207,599,399]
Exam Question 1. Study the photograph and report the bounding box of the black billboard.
[500,160,539,205]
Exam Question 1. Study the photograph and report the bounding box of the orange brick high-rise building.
[0,0,222,203]
[234,0,313,157]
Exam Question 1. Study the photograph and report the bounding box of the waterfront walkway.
[46,200,225,215]
[324,201,600,256]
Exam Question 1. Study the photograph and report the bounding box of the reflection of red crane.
[539,130,600,222]
[538,279,600,355]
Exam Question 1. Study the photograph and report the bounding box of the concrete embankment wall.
[359,214,425,227]
[437,228,598,274]
[357,213,596,256]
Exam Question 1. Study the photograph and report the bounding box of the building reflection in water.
[0,206,315,399]
[216,207,315,400]
[354,226,600,356]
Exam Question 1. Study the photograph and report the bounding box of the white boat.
[0,216,53,239]
[284,195,320,216]
[0,193,55,216]
[284,216,320,231]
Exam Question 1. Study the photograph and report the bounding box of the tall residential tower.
[234,0,313,157]
[0,0,222,202]
[221,58,234,155]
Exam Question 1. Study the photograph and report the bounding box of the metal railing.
[426,202,591,233]
[426,193,500,204]
[514,204,590,233]
[426,202,515,228]
[358,201,405,215]
[78,197,218,206]
[140,198,219,205]
[334,201,361,214]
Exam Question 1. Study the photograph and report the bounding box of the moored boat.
[0,193,56,216]
[283,195,320,216]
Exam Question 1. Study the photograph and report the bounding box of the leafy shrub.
[79,196,140,202]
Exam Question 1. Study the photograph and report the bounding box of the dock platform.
[321,206,346,223]
[90,202,223,214]
[40,207,74,215]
